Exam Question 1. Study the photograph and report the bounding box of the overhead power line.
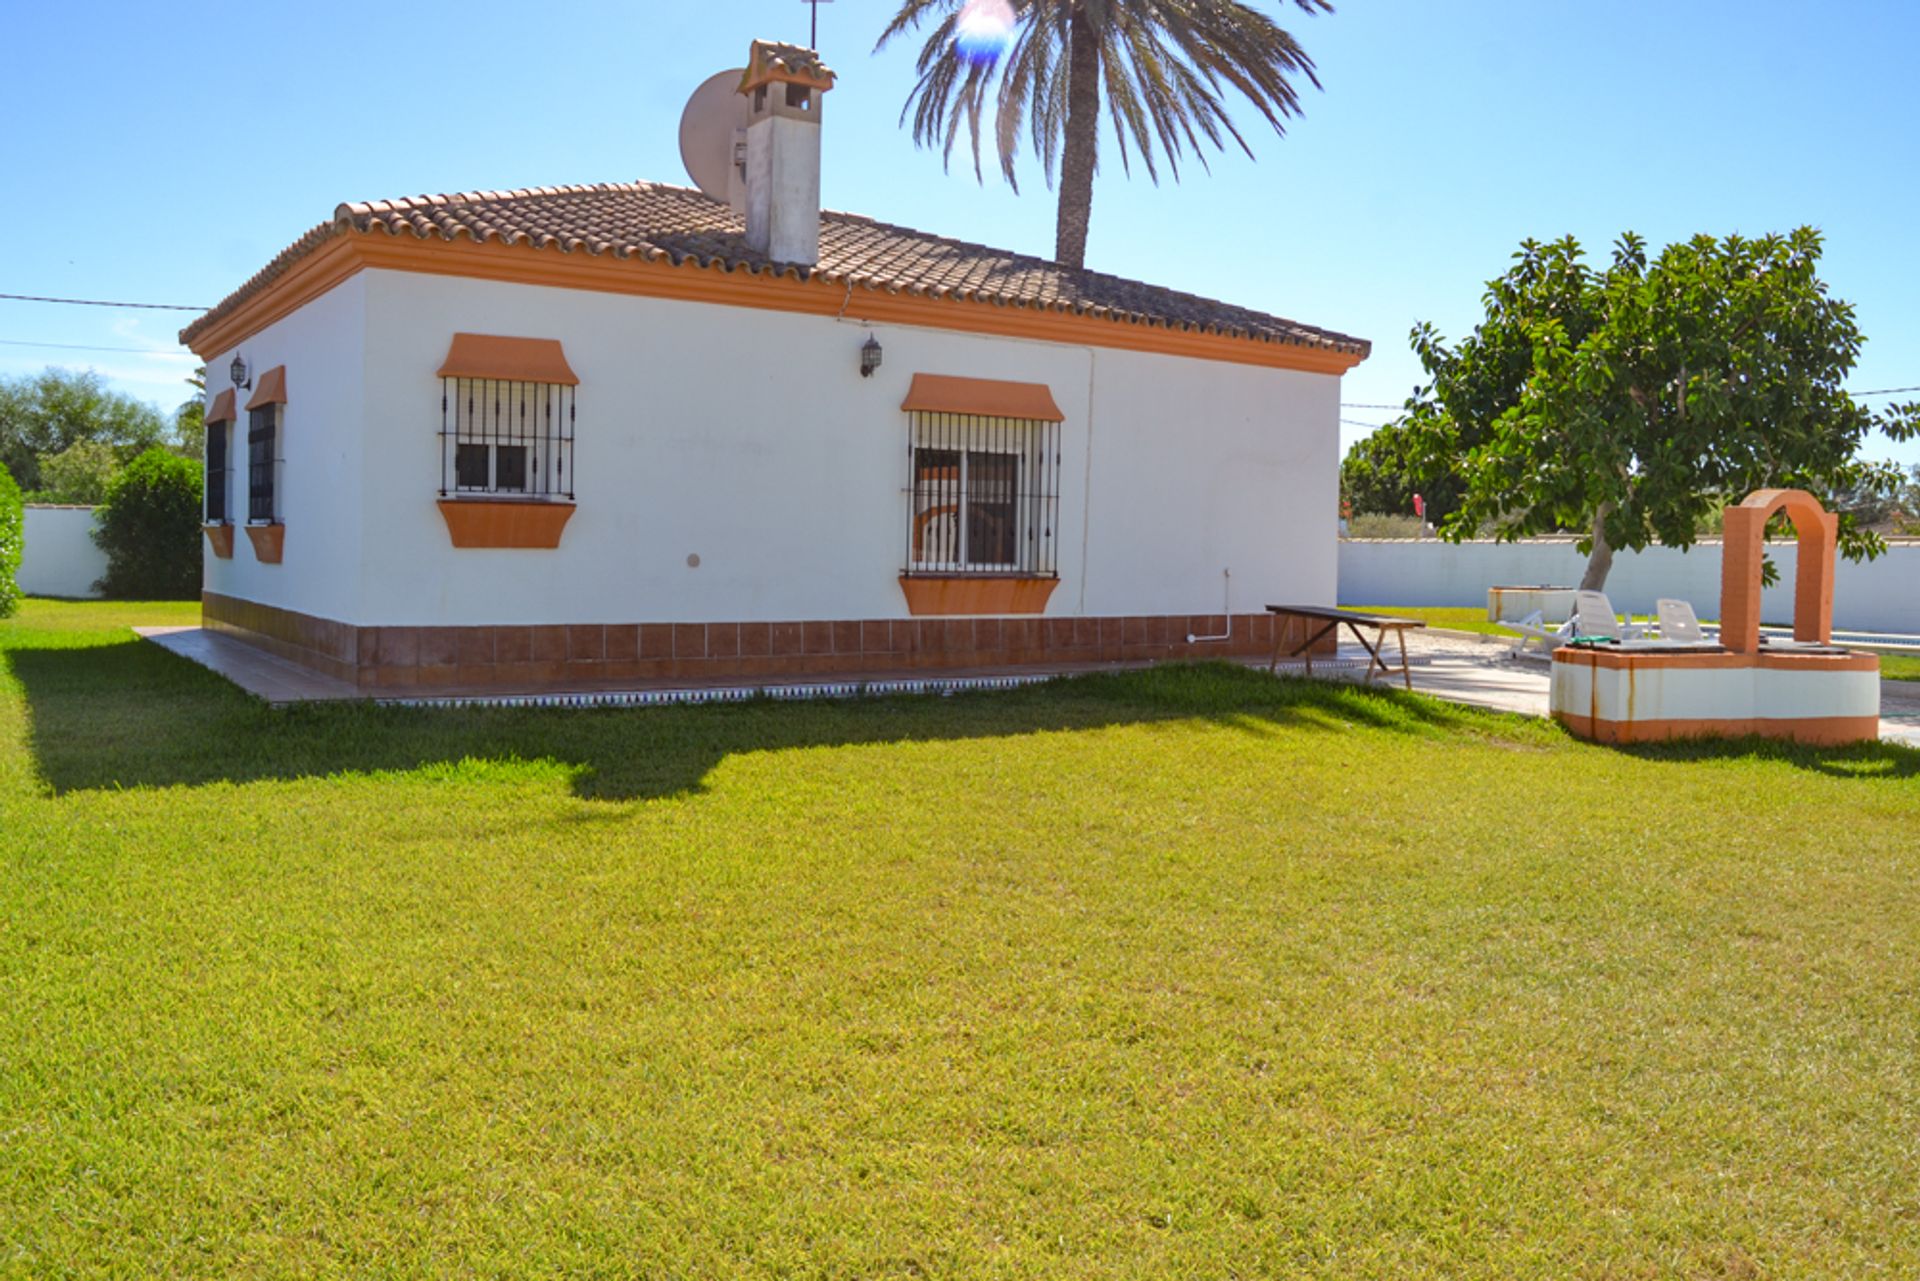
[0,292,208,311]
[0,337,189,355]
[1853,385,1920,397]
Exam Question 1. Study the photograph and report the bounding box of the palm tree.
[876,0,1332,270]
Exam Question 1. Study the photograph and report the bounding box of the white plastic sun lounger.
[1574,591,1650,642]
[1500,608,1573,657]
[1654,598,1717,645]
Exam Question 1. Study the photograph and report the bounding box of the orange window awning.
[437,333,579,386]
[901,373,1063,422]
[206,388,236,423]
[245,365,288,410]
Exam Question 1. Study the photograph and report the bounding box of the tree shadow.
[6,641,1503,802]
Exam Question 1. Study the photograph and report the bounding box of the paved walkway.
[136,623,1920,746]
[136,626,1383,709]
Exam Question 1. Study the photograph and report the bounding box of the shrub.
[93,448,203,600]
[0,465,21,617]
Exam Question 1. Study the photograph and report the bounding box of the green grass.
[5,599,1920,1277]
[1872,651,1920,681]
[1339,604,1516,636]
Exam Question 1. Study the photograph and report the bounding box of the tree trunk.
[1053,8,1100,269]
[1579,503,1615,592]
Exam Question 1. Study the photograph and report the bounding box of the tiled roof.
[181,181,1369,359]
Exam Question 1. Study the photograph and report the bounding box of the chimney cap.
[739,40,837,95]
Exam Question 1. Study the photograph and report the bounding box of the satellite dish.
[679,69,750,206]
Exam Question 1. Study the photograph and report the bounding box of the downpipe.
[1186,568,1232,644]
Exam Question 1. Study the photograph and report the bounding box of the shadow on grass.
[1609,732,1920,780]
[6,640,1509,801]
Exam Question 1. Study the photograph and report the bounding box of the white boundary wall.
[19,506,107,599]
[1339,537,1920,634]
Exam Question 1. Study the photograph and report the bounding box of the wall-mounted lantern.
[229,354,251,391]
[859,333,883,378]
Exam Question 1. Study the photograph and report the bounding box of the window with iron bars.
[247,406,278,523]
[439,377,575,500]
[905,411,1059,576]
[205,419,230,523]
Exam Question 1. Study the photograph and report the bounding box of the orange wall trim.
[898,575,1060,616]
[901,373,1064,421]
[245,365,288,410]
[1555,646,1881,674]
[186,230,1367,377]
[1553,710,1881,747]
[203,524,235,559]
[437,499,577,549]
[438,333,579,384]
[244,523,285,564]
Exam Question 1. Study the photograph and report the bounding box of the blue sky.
[3,1,1916,461]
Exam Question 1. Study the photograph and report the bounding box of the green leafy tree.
[34,440,123,505]
[1340,417,1463,525]
[1404,229,1919,591]
[173,365,208,463]
[878,0,1332,269]
[0,368,166,493]
[0,464,21,618]
[92,448,203,600]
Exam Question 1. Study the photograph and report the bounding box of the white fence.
[19,506,108,599]
[1339,537,1920,635]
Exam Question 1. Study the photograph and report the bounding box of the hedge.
[93,448,203,600]
[0,465,21,618]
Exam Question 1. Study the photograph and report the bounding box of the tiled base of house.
[201,591,1332,693]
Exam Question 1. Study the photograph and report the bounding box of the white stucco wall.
[18,506,108,598]
[199,275,367,620]
[1339,538,1920,634]
[197,266,1340,627]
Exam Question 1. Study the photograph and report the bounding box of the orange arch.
[1718,488,1837,654]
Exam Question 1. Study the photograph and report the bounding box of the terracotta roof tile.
[180,180,1369,359]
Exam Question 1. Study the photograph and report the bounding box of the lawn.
[1339,604,1513,636]
[5,600,1920,1277]
[1874,651,1920,681]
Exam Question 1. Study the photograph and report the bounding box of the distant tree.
[1340,417,1463,526]
[0,368,166,493]
[0,464,21,618]
[34,440,123,505]
[1403,229,1919,591]
[878,0,1333,269]
[92,448,203,599]
[173,365,207,463]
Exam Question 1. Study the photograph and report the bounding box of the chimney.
[738,40,835,266]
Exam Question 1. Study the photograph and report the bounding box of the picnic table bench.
[1266,605,1427,690]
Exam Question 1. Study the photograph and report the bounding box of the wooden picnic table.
[1266,605,1427,690]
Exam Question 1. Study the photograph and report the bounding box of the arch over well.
[1717,488,1836,654]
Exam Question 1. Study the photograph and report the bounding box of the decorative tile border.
[203,592,1335,694]
[375,662,1375,710]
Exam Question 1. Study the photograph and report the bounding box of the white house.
[180,41,1368,692]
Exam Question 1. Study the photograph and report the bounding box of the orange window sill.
[437,498,576,549]
[203,523,235,559]
[244,522,284,564]
[898,575,1059,616]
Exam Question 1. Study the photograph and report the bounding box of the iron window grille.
[439,377,575,500]
[205,419,230,523]
[905,411,1059,576]
[247,406,279,524]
